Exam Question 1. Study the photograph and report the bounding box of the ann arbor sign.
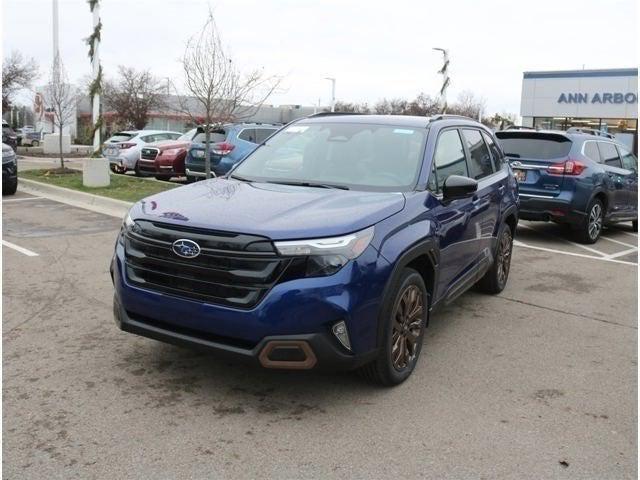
[558,92,638,104]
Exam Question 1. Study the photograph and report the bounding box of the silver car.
[103,130,182,174]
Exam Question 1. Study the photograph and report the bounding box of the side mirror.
[442,175,478,201]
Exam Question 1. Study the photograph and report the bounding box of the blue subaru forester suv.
[112,114,518,385]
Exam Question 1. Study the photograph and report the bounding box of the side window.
[140,135,155,143]
[238,128,257,143]
[169,133,182,140]
[583,141,601,163]
[618,146,637,172]
[598,142,622,167]
[431,129,468,191]
[461,129,494,180]
[482,131,503,171]
[255,128,276,144]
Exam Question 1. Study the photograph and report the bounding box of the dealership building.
[520,68,638,152]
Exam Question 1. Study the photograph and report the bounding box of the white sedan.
[103,130,182,174]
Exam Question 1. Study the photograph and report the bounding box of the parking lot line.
[518,223,608,257]
[1,239,39,257]
[604,247,639,260]
[513,240,637,266]
[598,235,638,249]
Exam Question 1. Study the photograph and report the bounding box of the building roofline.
[523,68,638,79]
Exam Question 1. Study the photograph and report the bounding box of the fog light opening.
[332,321,352,351]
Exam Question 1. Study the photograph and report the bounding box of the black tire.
[574,198,604,244]
[477,223,513,294]
[31,140,39,147]
[186,175,197,184]
[155,175,172,181]
[134,163,142,176]
[632,220,638,232]
[3,178,18,195]
[358,268,428,386]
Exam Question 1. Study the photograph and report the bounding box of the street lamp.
[324,77,336,112]
[433,48,450,113]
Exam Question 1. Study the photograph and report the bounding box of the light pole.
[433,48,450,113]
[324,77,336,112]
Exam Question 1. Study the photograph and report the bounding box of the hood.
[151,139,192,151]
[130,178,406,240]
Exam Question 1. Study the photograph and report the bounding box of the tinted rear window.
[496,133,572,160]
[193,129,226,143]
[107,132,135,143]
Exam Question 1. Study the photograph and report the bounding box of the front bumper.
[111,243,390,370]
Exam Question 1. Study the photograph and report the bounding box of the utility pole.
[52,0,60,133]
[433,48,450,114]
[91,1,101,152]
[324,77,336,112]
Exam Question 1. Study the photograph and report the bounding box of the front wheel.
[359,268,428,386]
[3,178,18,195]
[477,224,513,294]
[155,175,172,181]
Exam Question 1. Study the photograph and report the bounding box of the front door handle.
[498,185,506,194]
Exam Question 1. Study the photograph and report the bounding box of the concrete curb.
[18,178,132,218]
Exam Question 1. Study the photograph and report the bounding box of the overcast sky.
[3,0,638,115]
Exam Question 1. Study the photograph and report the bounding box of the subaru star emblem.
[172,239,201,258]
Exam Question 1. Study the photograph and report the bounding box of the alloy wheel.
[588,203,603,240]
[391,285,424,371]
[496,229,512,286]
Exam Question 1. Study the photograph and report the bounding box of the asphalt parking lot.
[3,191,637,479]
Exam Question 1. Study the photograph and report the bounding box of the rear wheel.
[574,199,604,244]
[477,223,513,294]
[359,268,428,386]
[186,175,197,184]
[155,175,172,181]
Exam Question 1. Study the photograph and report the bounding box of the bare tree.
[2,51,39,110]
[405,93,440,116]
[44,54,78,170]
[178,13,281,178]
[448,90,486,120]
[103,66,167,129]
[332,101,371,113]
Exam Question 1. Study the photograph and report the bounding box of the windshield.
[232,122,426,191]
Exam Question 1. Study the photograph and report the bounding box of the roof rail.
[429,114,475,122]
[307,112,365,118]
[566,127,615,139]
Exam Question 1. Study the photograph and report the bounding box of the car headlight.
[162,148,183,156]
[274,226,374,276]
[191,149,205,158]
[118,212,137,245]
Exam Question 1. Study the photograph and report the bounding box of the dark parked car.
[2,121,17,151]
[184,123,280,181]
[112,114,518,385]
[496,127,638,242]
[2,143,18,195]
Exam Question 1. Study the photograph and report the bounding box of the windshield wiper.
[228,174,253,182]
[265,180,349,190]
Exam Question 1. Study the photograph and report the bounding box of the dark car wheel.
[155,175,172,181]
[477,223,513,294]
[3,178,18,196]
[359,268,428,386]
[575,199,604,244]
